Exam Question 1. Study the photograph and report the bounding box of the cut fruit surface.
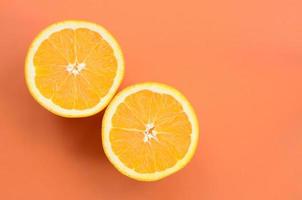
[25,20,124,117]
[102,82,199,181]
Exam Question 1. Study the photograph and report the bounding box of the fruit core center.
[66,62,86,75]
[143,123,158,143]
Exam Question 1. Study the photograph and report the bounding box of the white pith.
[66,62,86,75]
[143,123,158,143]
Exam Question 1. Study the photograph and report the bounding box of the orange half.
[25,20,124,117]
[102,82,199,181]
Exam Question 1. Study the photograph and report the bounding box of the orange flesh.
[110,90,192,173]
[33,28,117,109]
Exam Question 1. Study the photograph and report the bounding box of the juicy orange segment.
[102,83,199,181]
[25,21,124,117]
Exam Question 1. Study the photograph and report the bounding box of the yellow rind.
[102,82,199,181]
[25,20,125,118]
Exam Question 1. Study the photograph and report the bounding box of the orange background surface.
[0,0,301,199]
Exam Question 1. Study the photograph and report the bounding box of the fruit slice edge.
[102,82,199,181]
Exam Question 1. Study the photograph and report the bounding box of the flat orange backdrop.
[0,0,301,199]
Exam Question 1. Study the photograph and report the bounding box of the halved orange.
[102,82,199,181]
[25,20,124,117]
